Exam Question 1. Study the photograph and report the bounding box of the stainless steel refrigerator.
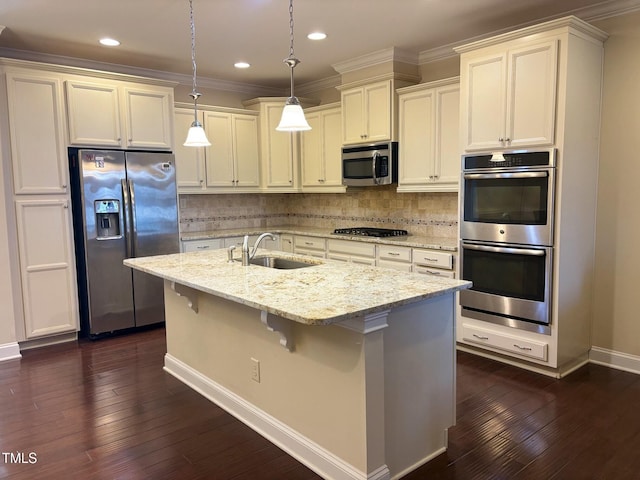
[69,148,179,337]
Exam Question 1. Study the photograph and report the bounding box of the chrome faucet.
[241,233,277,266]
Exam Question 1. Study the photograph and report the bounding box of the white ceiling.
[1,0,638,91]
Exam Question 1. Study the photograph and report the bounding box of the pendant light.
[184,0,211,147]
[276,0,311,132]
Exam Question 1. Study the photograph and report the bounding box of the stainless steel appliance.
[459,149,556,335]
[333,227,408,237]
[342,142,398,186]
[460,149,556,246]
[69,148,179,337]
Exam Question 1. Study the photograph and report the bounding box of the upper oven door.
[461,168,555,246]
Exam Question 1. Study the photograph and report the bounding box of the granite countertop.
[181,225,458,251]
[124,249,470,325]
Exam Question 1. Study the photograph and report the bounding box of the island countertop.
[124,249,470,325]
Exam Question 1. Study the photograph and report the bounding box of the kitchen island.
[124,249,470,480]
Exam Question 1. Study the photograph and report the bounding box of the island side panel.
[162,280,373,475]
[383,293,456,476]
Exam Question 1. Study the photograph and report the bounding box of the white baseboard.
[590,347,640,375]
[163,353,390,480]
[0,342,21,362]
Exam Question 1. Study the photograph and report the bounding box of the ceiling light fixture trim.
[276,0,311,132]
[184,0,211,147]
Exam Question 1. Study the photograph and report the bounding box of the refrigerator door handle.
[129,179,138,258]
[121,178,133,258]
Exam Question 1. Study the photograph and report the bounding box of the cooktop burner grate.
[333,227,408,237]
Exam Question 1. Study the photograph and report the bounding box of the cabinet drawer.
[377,245,411,263]
[294,236,326,251]
[412,248,453,269]
[182,239,224,252]
[378,258,412,272]
[327,239,376,258]
[413,266,455,278]
[461,324,548,361]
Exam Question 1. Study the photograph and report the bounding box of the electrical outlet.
[250,357,260,383]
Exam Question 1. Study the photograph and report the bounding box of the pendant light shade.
[184,0,211,147]
[277,0,310,132]
[184,121,211,147]
[276,97,311,131]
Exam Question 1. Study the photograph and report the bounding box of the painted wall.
[591,12,640,357]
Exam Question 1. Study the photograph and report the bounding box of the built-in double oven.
[459,149,556,335]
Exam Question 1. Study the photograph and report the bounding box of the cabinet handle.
[422,257,438,262]
[473,334,489,340]
[197,245,210,250]
[304,241,313,246]
[513,344,532,351]
[387,252,400,256]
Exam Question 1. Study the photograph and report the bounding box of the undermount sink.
[249,256,317,270]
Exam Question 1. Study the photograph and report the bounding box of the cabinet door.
[174,108,206,191]
[15,198,78,338]
[461,52,507,151]
[123,86,173,149]
[506,40,558,148]
[322,107,343,186]
[6,72,68,194]
[433,84,461,188]
[232,114,260,188]
[365,82,392,142]
[66,80,122,147]
[398,89,435,186]
[204,111,235,187]
[262,103,296,189]
[341,88,365,144]
[301,111,323,187]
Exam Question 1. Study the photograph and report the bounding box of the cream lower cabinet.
[14,199,79,339]
[66,78,174,150]
[327,239,376,265]
[397,78,460,192]
[173,106,260,193]
[293,235,326,258]
[300,103,345,193]
[377,245,412,272]
[458,38,557,151]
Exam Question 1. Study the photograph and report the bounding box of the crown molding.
[419,0,639,64]
[0,47,281,96]
[332,47,418,75]
[296,74,341,96]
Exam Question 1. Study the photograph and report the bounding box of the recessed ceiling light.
[234,62,251,69]
[307,32,327,41]
[99,38,120,47]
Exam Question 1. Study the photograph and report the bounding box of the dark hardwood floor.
[1,327,639,480]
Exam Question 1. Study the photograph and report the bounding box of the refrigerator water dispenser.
[95,199,121,239]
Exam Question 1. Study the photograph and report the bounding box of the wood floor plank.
[2,326,640,479]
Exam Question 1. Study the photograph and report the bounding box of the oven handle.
[462,243,546,256]
[372,151,380,184]
[463,171,548,180]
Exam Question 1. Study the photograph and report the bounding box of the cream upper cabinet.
[204,111,260,190]
[244,98,302,192]
[397,78,460,192]
[300,103,345,193]
[174,108,206,191]
[14,198,79,339]
[341,80,392,144]
[66,79,174,150]
[173,105,260,194]
[460,39,558,151]
[5,70,68,195]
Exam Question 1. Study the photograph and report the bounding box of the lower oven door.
[459,241,553,334]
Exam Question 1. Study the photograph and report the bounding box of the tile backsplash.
[179,186,458,238]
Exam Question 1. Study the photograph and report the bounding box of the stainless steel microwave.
[342,142,398,186]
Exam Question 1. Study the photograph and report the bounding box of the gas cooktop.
[333,227,408,238]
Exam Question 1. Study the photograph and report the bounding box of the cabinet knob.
[61,184,67,189]
[498,137,504,142]
[318,179,325,183]
[505,138,511,143]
